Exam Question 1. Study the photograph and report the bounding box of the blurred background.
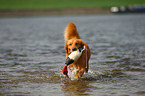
[0,0,145,16]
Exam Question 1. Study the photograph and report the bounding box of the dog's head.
[64,39,84,55]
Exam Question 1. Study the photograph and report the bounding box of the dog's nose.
[72,48,77,51]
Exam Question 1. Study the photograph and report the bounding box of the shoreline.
[0,8,110,16]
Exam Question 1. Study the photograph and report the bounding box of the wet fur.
[64,22,91,79]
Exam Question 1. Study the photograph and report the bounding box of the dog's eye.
[69,44,72,46]
[75,43,78,45]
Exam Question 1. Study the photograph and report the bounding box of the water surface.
[0,14,145,96]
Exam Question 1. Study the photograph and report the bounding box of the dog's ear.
[81,41,84,48]
[64,42,68,53]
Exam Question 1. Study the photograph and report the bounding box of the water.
[0,14,145,96]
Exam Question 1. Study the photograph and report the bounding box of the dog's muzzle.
[65,46,85,66]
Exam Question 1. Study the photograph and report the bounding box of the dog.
[63,22,91,79]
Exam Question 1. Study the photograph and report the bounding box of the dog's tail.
[64,22,80,42]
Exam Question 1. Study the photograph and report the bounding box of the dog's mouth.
[65,46,85,66]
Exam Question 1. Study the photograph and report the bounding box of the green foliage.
[0,0,145,10]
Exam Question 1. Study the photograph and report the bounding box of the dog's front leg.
[74,68,84,79]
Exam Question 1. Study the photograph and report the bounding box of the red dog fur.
[64,22,91,79]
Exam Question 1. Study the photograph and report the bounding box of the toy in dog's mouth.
[62,46,85,78]
[65,46,85,66]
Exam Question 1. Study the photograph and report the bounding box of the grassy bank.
[0,0,145,10]
[0,0,145,16]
